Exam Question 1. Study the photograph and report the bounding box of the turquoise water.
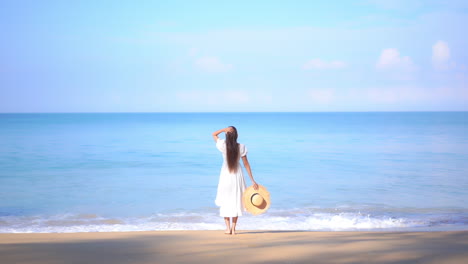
[1,112,468,232]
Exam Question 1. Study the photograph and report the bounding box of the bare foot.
[224,229,232,235]
[232,229,237,235]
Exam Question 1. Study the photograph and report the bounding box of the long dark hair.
[226,126,239,173]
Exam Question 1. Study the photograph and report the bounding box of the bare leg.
[231,217,238,235]
[224,217,231,234]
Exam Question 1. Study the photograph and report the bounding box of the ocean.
[1,112,467,233]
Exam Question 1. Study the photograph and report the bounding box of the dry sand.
[1,230,468,264]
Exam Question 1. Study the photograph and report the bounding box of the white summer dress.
[215,138,248,217]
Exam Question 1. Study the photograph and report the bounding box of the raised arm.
[212,127,232,142]
[241,155,259,190]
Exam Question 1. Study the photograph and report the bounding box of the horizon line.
[1,110,467,114]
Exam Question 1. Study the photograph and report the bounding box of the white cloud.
[364,85,468,104]
[308,89,335,104]
[302,85,468,111]
[303,59,347,70]
[376,48,416,72]
[432,40,451,70]
[194,56,233,73]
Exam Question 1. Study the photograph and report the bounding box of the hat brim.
[243,185,271,215]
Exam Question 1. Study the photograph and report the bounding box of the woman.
[212,126,259,235]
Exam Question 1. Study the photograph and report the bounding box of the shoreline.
[1,230,468,263]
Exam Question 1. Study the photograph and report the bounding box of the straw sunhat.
[243,185,271,215]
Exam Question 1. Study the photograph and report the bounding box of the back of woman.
[212,126,258,235]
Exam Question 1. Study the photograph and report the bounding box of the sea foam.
[2,209,465,233]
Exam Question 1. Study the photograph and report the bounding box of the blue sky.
[1,0,467,112]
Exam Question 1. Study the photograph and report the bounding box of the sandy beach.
[1,230,467,264]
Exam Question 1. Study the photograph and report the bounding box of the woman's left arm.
[212,128,229,142]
